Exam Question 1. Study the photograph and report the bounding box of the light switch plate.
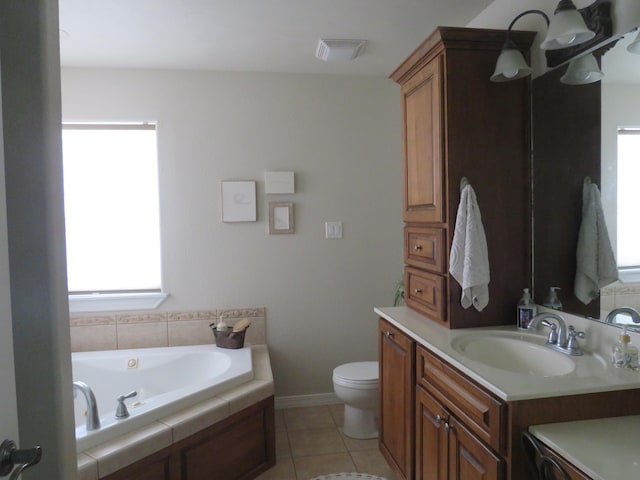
[325,221,343,239]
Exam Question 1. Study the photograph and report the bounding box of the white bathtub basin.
[73,344,253,451]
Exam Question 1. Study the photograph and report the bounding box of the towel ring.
[584,176,592,185]
[460,177,469,192]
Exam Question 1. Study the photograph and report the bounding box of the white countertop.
[529,416,640,480]
[375,306,640,401]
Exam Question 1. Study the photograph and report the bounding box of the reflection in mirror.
[532,26,640,327]
[532,56,601,319]
[532,26,640,323]
[600,29,640,327]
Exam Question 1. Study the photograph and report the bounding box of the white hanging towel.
[574,179,618,304]
[449,182,490,311]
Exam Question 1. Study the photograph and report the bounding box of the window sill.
[618,268,640,284]
[68,292,169,313]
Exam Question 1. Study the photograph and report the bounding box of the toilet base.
[342,404,378,439]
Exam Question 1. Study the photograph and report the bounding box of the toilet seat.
[333,361,378,388]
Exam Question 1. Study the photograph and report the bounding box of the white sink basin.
[450,332,576,377]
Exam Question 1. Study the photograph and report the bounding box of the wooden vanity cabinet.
[379,316,640,480]
[416,346,504,480]
[379,319,415,480]
[391,27,535,329]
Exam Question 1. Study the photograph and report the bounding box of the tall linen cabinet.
[391,27,535,329]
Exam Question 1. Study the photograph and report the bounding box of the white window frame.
[617,127,640,283]
[62,123,168,312]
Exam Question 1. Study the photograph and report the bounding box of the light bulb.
[503,69,519,79]
[556,33,577,45]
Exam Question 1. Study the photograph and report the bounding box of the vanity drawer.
[404,267,446,324]
[416,345,505,453]
[404,226,445,273]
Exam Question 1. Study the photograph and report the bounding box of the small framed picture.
[221,181,256,222]
[269,202,294,234]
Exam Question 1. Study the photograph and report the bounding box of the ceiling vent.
[315,39,367,62]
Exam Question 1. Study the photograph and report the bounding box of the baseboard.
[275,392,341,410]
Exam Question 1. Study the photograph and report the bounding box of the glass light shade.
[560,53,603,85]
[490,47,532,82]
[627,30,640,55]
[540,7,595,50]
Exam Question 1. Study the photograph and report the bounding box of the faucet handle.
[566,326,585,355]
[541,320,559,344]
[115,390,137,419]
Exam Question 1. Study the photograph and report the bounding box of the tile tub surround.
[77,344,274,479]
[70,307,266,352]
[600,282,640,313]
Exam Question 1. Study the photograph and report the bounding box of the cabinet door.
[379,319,415,480]
[401,55,444,224]
[416,387,449,480]
[448,417,503,480]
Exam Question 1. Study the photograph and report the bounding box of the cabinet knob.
[434,414,443,426]
[444,422,453,433]
[385,331,394,339]
[414,288,423,295]
[413,244,422,252]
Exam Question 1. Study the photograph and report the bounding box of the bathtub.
[72,344,253,452]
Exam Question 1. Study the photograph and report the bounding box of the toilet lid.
[333,361,378,384]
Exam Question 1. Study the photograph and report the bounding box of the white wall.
[61,68,402,396]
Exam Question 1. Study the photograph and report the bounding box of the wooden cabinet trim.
[378,319,416,480]
[390,27,535,85]
[415,386,450,480]
[417,346,505,454]
[401,55,445,224]
[449,416,504,480]
[405,267,446,323]
[101,396,275,480]
[405,225,446,272]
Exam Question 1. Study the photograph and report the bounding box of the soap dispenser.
[543,287,563,311]
[612,326,639,369]
[517,288,537,330]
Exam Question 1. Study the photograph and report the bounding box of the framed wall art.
[221,181,256,222]
[269,202,294,234]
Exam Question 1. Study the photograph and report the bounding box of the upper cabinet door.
[401,55,444,224]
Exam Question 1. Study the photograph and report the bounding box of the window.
[617,128,640,278]
[62,123,166,311]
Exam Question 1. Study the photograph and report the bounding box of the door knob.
[0,439,42,479]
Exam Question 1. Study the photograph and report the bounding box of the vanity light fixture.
[559,52,604,84]
[540,0,595,50]
[490,9,549,82]
[627,30,640,55]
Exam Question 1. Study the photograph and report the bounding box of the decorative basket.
[211,326,247,349]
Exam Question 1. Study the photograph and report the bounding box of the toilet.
[332,361,379,439]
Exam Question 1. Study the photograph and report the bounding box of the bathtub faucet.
[73,381,101,431]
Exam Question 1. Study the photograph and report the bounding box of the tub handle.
[115,391,138,419]
[0,439,41,480]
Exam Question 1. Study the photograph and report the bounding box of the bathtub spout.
[73,381,101,431]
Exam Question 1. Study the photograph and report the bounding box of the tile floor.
[256,404,398,480]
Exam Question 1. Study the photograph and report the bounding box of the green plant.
[393,279,405,306]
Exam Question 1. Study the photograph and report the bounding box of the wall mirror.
[532,26,640,327]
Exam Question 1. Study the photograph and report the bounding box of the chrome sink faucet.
[604,307,640,325]
[527,312,585,356]
[73,381,101,431]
